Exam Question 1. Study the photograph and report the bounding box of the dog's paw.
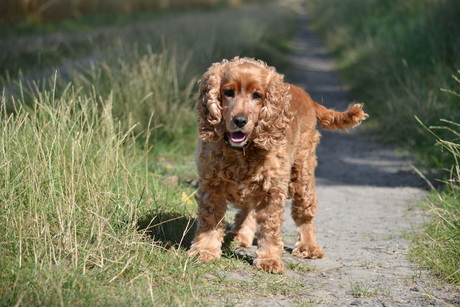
[254,257,285,274]
[187,246,221,262]
[292,244,324,259]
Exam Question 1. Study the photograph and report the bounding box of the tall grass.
[305,0,460,169]
[410,77,460,283]
[0,82,202,305]
[70,50,197,142]
[1,1,292,87]
[0,2,298,304]
[410,123,460,282]
[3,2,296,144]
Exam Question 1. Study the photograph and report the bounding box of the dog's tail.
[314,102,368,130]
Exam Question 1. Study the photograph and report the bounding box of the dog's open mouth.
[229,131,247,146]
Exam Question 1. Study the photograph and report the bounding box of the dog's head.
[196,57,292,151]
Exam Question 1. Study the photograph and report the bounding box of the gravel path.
[227,8,459,307]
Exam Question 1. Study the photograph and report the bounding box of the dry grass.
[0,2,299,304]
[0,0,256,24]
[0,80,200,305]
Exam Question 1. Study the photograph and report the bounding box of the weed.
[285,260,316,272]
[349,282,379,298]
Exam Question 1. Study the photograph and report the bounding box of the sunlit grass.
[411,111,460,283]
[0,81,202,305]
[0,2,298,304]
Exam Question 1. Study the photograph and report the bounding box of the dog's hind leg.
[289,132,324,259]
[227,208,256,247]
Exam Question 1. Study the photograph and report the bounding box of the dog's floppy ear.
[196,60,228,142]
[253,68,293,150]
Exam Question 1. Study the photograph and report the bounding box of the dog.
[187,57,367,273]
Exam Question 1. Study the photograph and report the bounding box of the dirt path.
[225,8,458,307]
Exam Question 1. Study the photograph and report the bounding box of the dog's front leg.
[187,187,227,262]
[254,187,286,274]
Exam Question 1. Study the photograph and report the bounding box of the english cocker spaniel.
[187,57,367,273]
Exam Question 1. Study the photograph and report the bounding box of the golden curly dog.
[187,57,367,273]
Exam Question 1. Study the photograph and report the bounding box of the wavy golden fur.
[188,57,368,273]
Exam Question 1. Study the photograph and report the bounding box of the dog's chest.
[225,179,265,206]
[219,153,266,182]
[220,163,271,205]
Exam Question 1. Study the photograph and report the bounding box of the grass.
[349,282,381,298]
[3,1,296,139]
[305,0,460,170]
[304,0,460,284]
[410,111,460,283]
[1,1,293,88]
[0,0,259,24]
[410,186,460,283]
[0,1,299,305]
[0,81,201,305]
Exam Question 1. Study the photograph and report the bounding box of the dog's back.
[288,84,368,131]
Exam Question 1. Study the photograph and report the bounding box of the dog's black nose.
[232,115,248,128]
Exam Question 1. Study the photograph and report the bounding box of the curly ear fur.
[252,66,293,151]
[196,60,228,142]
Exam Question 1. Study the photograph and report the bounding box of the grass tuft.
[349,282,380,298]
[410,115,460,283]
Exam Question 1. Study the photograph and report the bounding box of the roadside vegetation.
[411,113,460,283]
[305,0,460,283]
[0,2,299,305]
[0,0,257,24]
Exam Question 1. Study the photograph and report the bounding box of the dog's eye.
[252,92,262,100]
[224,89,234,98]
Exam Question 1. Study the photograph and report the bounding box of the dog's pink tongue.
[230,132,246,143]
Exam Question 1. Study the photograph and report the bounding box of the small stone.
[165,175,179,187]
[350,300,361,306]
[185,179,199,188]
[410,287,420,292]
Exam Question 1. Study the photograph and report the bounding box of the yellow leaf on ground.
[181,192,193,205]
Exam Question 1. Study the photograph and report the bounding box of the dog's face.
[197,57,292,150]
[220,63,268,148]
